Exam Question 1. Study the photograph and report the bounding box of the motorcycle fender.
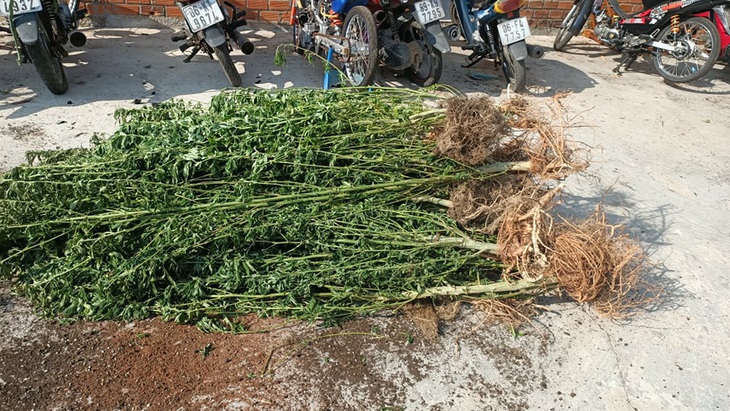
[13,13,40,46]
[508,40,528,61]
[202,25,227,48]
[571,0,594,36]
[424,21,451,54]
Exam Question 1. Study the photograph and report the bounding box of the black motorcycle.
[172,0,254,87]
[1,0,87,94]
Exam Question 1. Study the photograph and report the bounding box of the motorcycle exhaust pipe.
[526,44,544,59]
[233,30,254,55]
[372,10,387,27]
[70,31,86,47]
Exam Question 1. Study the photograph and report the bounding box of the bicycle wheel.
[342,5,378,87]
[652,16,721,83]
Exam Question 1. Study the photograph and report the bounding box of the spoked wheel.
[501,44,526,92]
[652,16,721,83]
[24,24,68,95]
[553,0,583,51]
[214,44,242,87]
[342,5,378,87]
[403,23,443,87]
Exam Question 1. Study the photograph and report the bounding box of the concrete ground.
[1,16,730,410]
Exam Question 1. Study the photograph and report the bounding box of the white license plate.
[413,0,445,25]
[497,17,531,45]
[0,0,42,17]
[182,0,224,33]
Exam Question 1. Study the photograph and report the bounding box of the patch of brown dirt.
[0,286,550,411]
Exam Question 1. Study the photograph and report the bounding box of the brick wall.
[82,0,647,29]
[523,0,646,30]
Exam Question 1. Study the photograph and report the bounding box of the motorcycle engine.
[594,24,621,44]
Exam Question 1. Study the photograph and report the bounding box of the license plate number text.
[0,0,42,17]
[182,0,224,33]
[497,16,531,45]
[413,0,445,25]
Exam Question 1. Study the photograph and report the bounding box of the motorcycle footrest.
[172,33,188,42]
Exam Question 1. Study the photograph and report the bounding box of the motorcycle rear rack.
[312,33,352,61]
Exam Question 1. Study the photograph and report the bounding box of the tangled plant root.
[496,93,588,179]
[472,298,538,329]
[496,185,561,280]
[449,175,542,235]
[548,211,655,317]
[431,96,509,165]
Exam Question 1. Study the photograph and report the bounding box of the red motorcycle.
[554,0,730,83]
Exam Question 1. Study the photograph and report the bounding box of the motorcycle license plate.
[413,0,445,24]
[0,0,42,17]
[497,17,531,45]
[182,0,224,33]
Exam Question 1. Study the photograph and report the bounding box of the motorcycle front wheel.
[652,16,721,83]
[24,24,68,95]
[553,0,583,51]
[403,24,443,87]
[342,5,378,87]
[214,44,242,87]
[501,44,526,92]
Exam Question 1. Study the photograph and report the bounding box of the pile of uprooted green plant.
[0,87,653,331]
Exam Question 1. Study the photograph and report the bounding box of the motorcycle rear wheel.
[404,24,443,87]
[342,5,378,87]
[652,16,721,83]
[501,44,526,92]
[214,44,242,87]
[24,24,68,95]
[553,1,583,51]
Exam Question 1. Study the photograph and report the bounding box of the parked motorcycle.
[172,0,254,87]
[450,0,541,92]
[292,0,451,87]
[554,0,730,83]
[1,0,87,94]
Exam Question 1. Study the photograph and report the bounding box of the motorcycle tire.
[501,44,526,92]
[214,44,242,87]
[652,16,721,84]
[342,5,378,87]
[553,0,584,51]
[404,24,443,87]
[449,0,463,41]
[24,24,68,95]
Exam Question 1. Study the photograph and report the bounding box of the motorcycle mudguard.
[508,40,528,61]
[424,21,451,53]
[13,13,40,45]
[571,0,594,36]
[202,25,226,48]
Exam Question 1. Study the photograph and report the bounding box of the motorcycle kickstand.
[613,53,638,76]
[183,45,201,63]
[462,52,485,68]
